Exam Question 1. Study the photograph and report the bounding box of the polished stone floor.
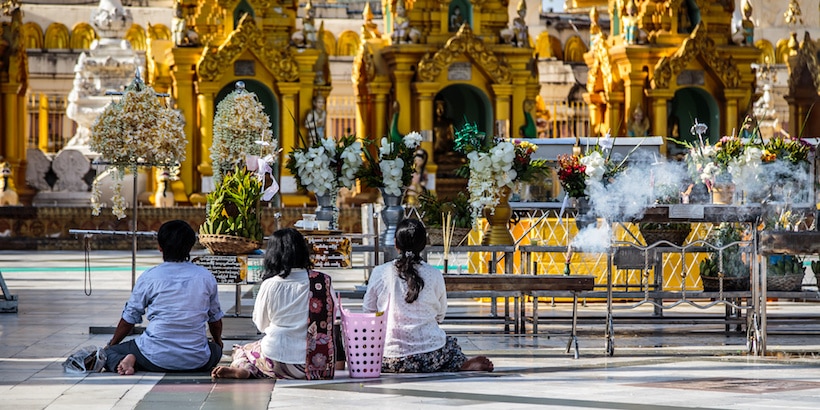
[2,250,820,409]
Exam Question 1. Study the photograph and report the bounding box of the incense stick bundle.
[442,211,455,274]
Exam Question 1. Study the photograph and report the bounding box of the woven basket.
[701,275,750,292]
[198,234,261,255]
[767,273,804,292]
[427,227,471,247]
[639,226,691,247]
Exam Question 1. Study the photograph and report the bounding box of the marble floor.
[2,250,820,409]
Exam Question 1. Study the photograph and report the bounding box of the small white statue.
[391,0,421,44]
[153,168,175,208]
[0,161,19,206]
[305,94,327,146]
[292,0,318,48]
[500,0,529,47]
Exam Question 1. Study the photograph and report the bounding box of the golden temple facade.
[584,0,760,150]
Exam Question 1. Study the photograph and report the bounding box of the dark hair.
[263,228,313,280]
[157,220,196,262]
[394,218,427,303]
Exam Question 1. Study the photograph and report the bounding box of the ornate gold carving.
[216,0,276,13]
[352,43,376,84]
[652,24,741,89]
[788,32,820,95]
[417,24,511,84]
[197,15,298,83]
[586,35,614,95]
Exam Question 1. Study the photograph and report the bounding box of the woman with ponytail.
[363,218,493,373]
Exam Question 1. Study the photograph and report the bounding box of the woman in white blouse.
[212,228,337,380]
[363,218,493,373]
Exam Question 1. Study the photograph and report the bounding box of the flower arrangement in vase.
[673,117,813,204]
[357,131,422,197]
[556,133,629,200]
[453,122,550,225]
[89,75,186,219]
[286,134,363,197]
[286,133,363,229]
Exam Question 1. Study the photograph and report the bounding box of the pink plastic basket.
[340,306,387,378]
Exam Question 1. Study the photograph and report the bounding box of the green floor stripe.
[1,266,153,273]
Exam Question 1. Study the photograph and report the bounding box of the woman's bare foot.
[116,354,136,375]
[460,356,493,372]
[211,366,251,379]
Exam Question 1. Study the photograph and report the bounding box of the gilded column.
[278,82,307,205]
[2,84,21,170]
[510,79,528,138]
[393,68,415,134]
[369,80,392,143]
[492,84,514,136]
[293,51,318,141]
[647,89,674,155]
[171,48,200,194]
[414,82,439,181]
[196,81,220,189]
[278,82,301,177]
[38,93,49,151]
[607,91,624,136]
[724,89,746,137]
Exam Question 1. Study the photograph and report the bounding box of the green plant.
[698,223,749,278]
[767,255,803,277]
[417,191,472,229]
[199,166,263,242]
[811,260,820,277]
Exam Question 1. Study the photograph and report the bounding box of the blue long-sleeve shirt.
[122,261,224,370]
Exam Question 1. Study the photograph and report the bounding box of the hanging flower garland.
[211,82,274,185]
[89,75,186,219]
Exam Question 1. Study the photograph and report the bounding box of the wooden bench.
[444,274,595,357]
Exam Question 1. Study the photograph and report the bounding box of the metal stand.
[0,270,18,313]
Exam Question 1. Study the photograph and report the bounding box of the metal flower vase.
[315,191,338,230]
[573,197,597,230]
[380,189,404,259]
[482,186,514,246]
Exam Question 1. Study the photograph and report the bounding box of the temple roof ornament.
[652,23,741,89]
[91,0,133,40]
[586,30,614,96]
[417,24,511,84]
[787,32,820,95]
[784,0,804,28]
[197,14,298,83]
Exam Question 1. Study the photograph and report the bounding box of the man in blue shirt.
[103,220,224,375]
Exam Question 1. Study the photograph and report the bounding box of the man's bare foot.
[211,366,251,379]
[459,356,493,372]
[117,354,136,375]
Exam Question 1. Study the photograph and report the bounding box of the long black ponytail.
[394,218,427,303]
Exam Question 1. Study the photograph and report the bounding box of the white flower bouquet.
[286,134,364,196]
[358,132,422,197]
[454,123,549,224]
[89,75,186,219]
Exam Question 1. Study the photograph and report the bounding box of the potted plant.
[698,223,750,292]
[198,166,264,255]
[638,184,691,247]
[418,191,473,246]
[766,255,805,292]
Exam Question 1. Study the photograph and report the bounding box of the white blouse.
[362,261,448,358]
[254,269,311,364]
